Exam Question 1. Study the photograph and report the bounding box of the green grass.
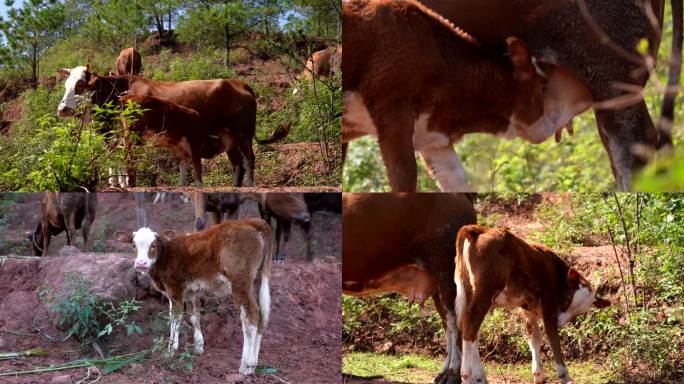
[343,352,615,384]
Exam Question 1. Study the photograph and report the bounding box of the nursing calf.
[115,219,273,375]
[343,0,591,191]
[454,225,610,384]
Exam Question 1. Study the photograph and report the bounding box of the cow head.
[504,37,592,144]
[558,267,610,327]
[56,65,93,117]
[115,227,177,270]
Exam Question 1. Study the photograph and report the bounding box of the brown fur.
[342,193,476,383]
[419,0,679,190]
[83,73,286,187]
[31,192,97,256]
[192,192,244,232]
[116,48,142,76]
[300,46,342,82]
[343,0,556,191]
[455,225,609,383]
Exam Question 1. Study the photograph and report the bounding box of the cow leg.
[209,211,221,227]
[189,296,204,355]
[234,289,260,375]
[82,203,95,251]
[226,148,245,187]
[42,220,50,257]
[65,211,76,247]
[523,311,546,384]
[167,299,183,355]
[433,291,462,384]
[377,124,418,192]
[278,220,292,262]
[459,290,493,384]
[238,140,256,187]
[300,221,313,261]
[419,146,469,192]
[226,205,240,221]
[542,309,572,384]
[191,153,203,187]
[192,192,206,232]
[594,102,659,191]
[178,160,189,187]
[108,167,117,188]
[118,165,129,189]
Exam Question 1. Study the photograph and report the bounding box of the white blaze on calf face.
[558,284,595,327]
[132,227,158,269]
[58,66,89,116]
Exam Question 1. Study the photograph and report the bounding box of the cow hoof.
[434,370,461,384]
[193,345,204,355]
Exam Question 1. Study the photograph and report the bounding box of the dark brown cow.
[343,0,592,192]
[116,47,142,76]
[114,219,273,375]
[255,193,312,262]
[192,192,244,232]
[56,69,288,187]
[455,225,610,384]
[31,192,97,256]
[343,193,476,384]
[419,0,683,190]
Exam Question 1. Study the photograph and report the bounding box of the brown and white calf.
[343,193,476,384]
[454,225,610,384]
[116,48,142,76]
[342,0,592,192]
[115,219,274,375]
[31,192,97,256]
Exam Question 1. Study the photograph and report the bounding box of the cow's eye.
[75,80,86,94]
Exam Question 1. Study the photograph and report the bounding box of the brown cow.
[256,193,312,262]
[31,192,97,256]
[343,193,476,384]
[56,69,288,187]
[116,47,142,76]
[420,0,682,191]
[293,45,342,94]
[342,0,592,192]
[454,225,610,384]
[114,219,273,375]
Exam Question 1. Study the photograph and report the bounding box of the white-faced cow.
[343,193,477,384]
[115,218,274,375]
[419,0,682,191]
[454,225,610,384]
[31,192,97,256]
[343,0,593,192]
[56,67,288,187]
[116,48,142,76]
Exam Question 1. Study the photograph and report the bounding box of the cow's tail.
[255,123,291,145]
[256,223,274,331]
[454,225,483,327]
[657,0,682,149]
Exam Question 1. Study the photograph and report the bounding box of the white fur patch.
[558,285,594,327]
[461,340,486,383]
[259,277,271,326]
[239,306,259,375]
[190,313,204,355]
[132,227,157,269]
[58,66,88,113]
[343,92,378,136]
[446,311,461,371]
[419,146,469,192]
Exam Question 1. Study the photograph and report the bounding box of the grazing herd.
[342,194,610,384]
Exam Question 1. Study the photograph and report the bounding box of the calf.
[343,0,592,192]
[293,45,342,94]
[255,193,312,262]
[114,219,273,375]
[120,95,224,187]
[193,192,244,232]
[343,193,476,384]
[31,192,97,256]
[454,225,610,384]
[116,47,142,76]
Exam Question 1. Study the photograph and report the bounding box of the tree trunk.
[224,24,231,68]
[32,40,38,90]
[155,14,165,38]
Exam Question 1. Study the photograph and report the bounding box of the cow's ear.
[160,230,177,241]
[567,267,580,283]
[593,296,611,309]
[506,37,534,82]
[56,68,71,81]
[114,231,133,243]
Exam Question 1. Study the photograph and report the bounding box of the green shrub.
[50,272,142,352]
